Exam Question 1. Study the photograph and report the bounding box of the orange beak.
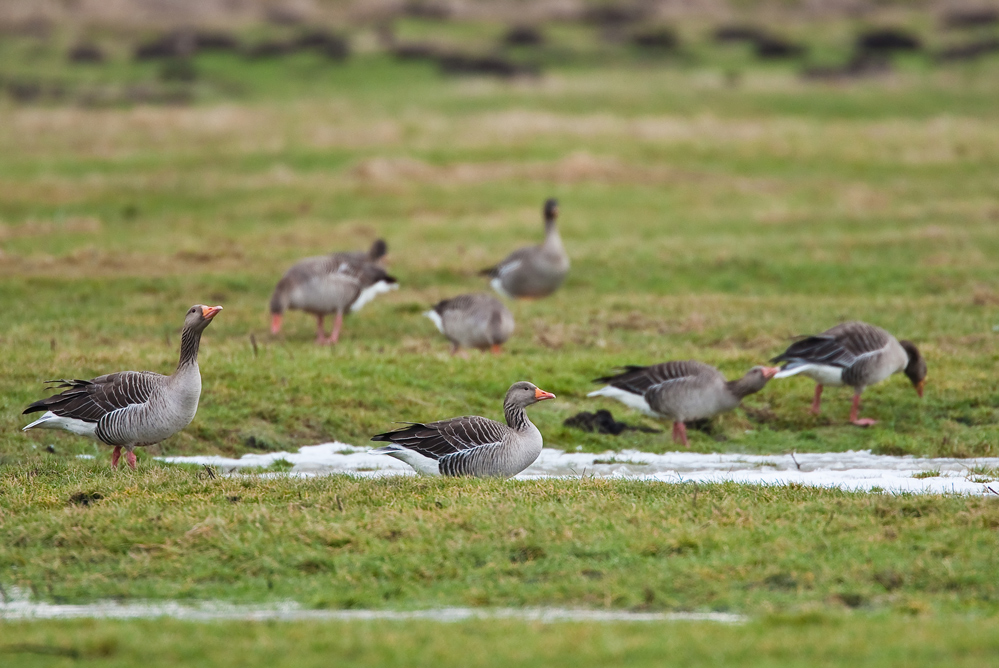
[201,305,223,319]
[916,378,925,398]
[535,387,556,401]
[762,366,780,380]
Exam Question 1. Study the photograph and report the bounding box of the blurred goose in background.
[770,321,926,426]
[481,198,569,299]
[22,305,222,469]
[589,361,778,447]
[269,239,397,345]
[425,293,515,355]
[370,381,556,477]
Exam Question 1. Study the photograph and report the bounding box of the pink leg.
[677,422,689,448]
[850,393,877,427]
[326,310,344,345]
[125,450,137,469]
[111,446,121,468]
[672,421,689,448]
[490,344,502,355]
[270,313,282,335]
[811,385,824,415]
[315,314,327,344]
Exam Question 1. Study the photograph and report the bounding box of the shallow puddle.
[157,444,999,495]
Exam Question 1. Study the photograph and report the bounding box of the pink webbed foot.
[125,450,137,469]
[111,446,122,468]
[851,418,878,427]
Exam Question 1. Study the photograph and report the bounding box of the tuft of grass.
[911,470,941,479]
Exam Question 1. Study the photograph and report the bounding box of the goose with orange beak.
[770,321,927,426]
[371,382,555,477]
[22,304,222,469]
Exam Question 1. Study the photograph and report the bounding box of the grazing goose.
[425,293,515,355]
[588,361,778,447]
[770,321,926,426]
[370,381,556,477]
[269,239,397,345]
[481,198,569,299]
[22,305,222,469]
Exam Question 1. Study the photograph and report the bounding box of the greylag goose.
[269,239,397,345]
[588,361,778,447]
[370,381,556,477]
[425,293,515,355]
[22,305,222,469]
[770,321,926,426]
[481,198,569,299]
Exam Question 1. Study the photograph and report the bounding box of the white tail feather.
[22,411,99,438]
[370,445,441,476]
[587,386,658,418]
[351,280,398,313]
[423,310,445,334]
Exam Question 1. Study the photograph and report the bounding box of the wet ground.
[157,443,999,495]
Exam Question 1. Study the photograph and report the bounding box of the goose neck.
[178,326,204,369]
[504,401,531,431]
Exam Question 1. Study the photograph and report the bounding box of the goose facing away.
[588,361,778,447]
[425,293,515,355]
[22,305,222,469]
[770,321,926,426]
[370,381,556,477]
[269,239,397,345]
[481,198,569,299]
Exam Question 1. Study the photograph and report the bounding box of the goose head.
[184,304,223,332]
[543,198,559,227]
[899,340,927,397]
[506,381,556,408]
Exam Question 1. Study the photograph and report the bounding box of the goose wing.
[22,371,165,422]
[371,415,509,460]
[594,360,719,397]
[480,246,536,279]
[771,321,892,369]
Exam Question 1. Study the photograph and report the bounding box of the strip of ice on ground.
[0,587,741,623]
[156,443,999,495]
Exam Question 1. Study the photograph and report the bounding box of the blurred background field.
[1,2,999,662]
[4,0,999,461]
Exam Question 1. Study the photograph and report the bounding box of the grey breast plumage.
[482,199,569,299]
[771,321,911,389]
[370,381,555,478]
[21,304,221,457]
[425,293,515,351]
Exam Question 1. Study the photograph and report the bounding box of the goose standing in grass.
[481,198,569,299]
[269,239,397,345]
[22,305,222,469]
[425,293,515,355]
[770,321,926,426]
[588,361,778,447]
[370,381,556,477]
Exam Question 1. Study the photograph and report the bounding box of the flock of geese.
[21,199,928,478]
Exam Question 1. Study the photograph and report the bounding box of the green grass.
[3,463,998,613]
[3,17,999,663]
[2,615,999,667]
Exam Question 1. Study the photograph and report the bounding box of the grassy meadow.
[2,12,999,665]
